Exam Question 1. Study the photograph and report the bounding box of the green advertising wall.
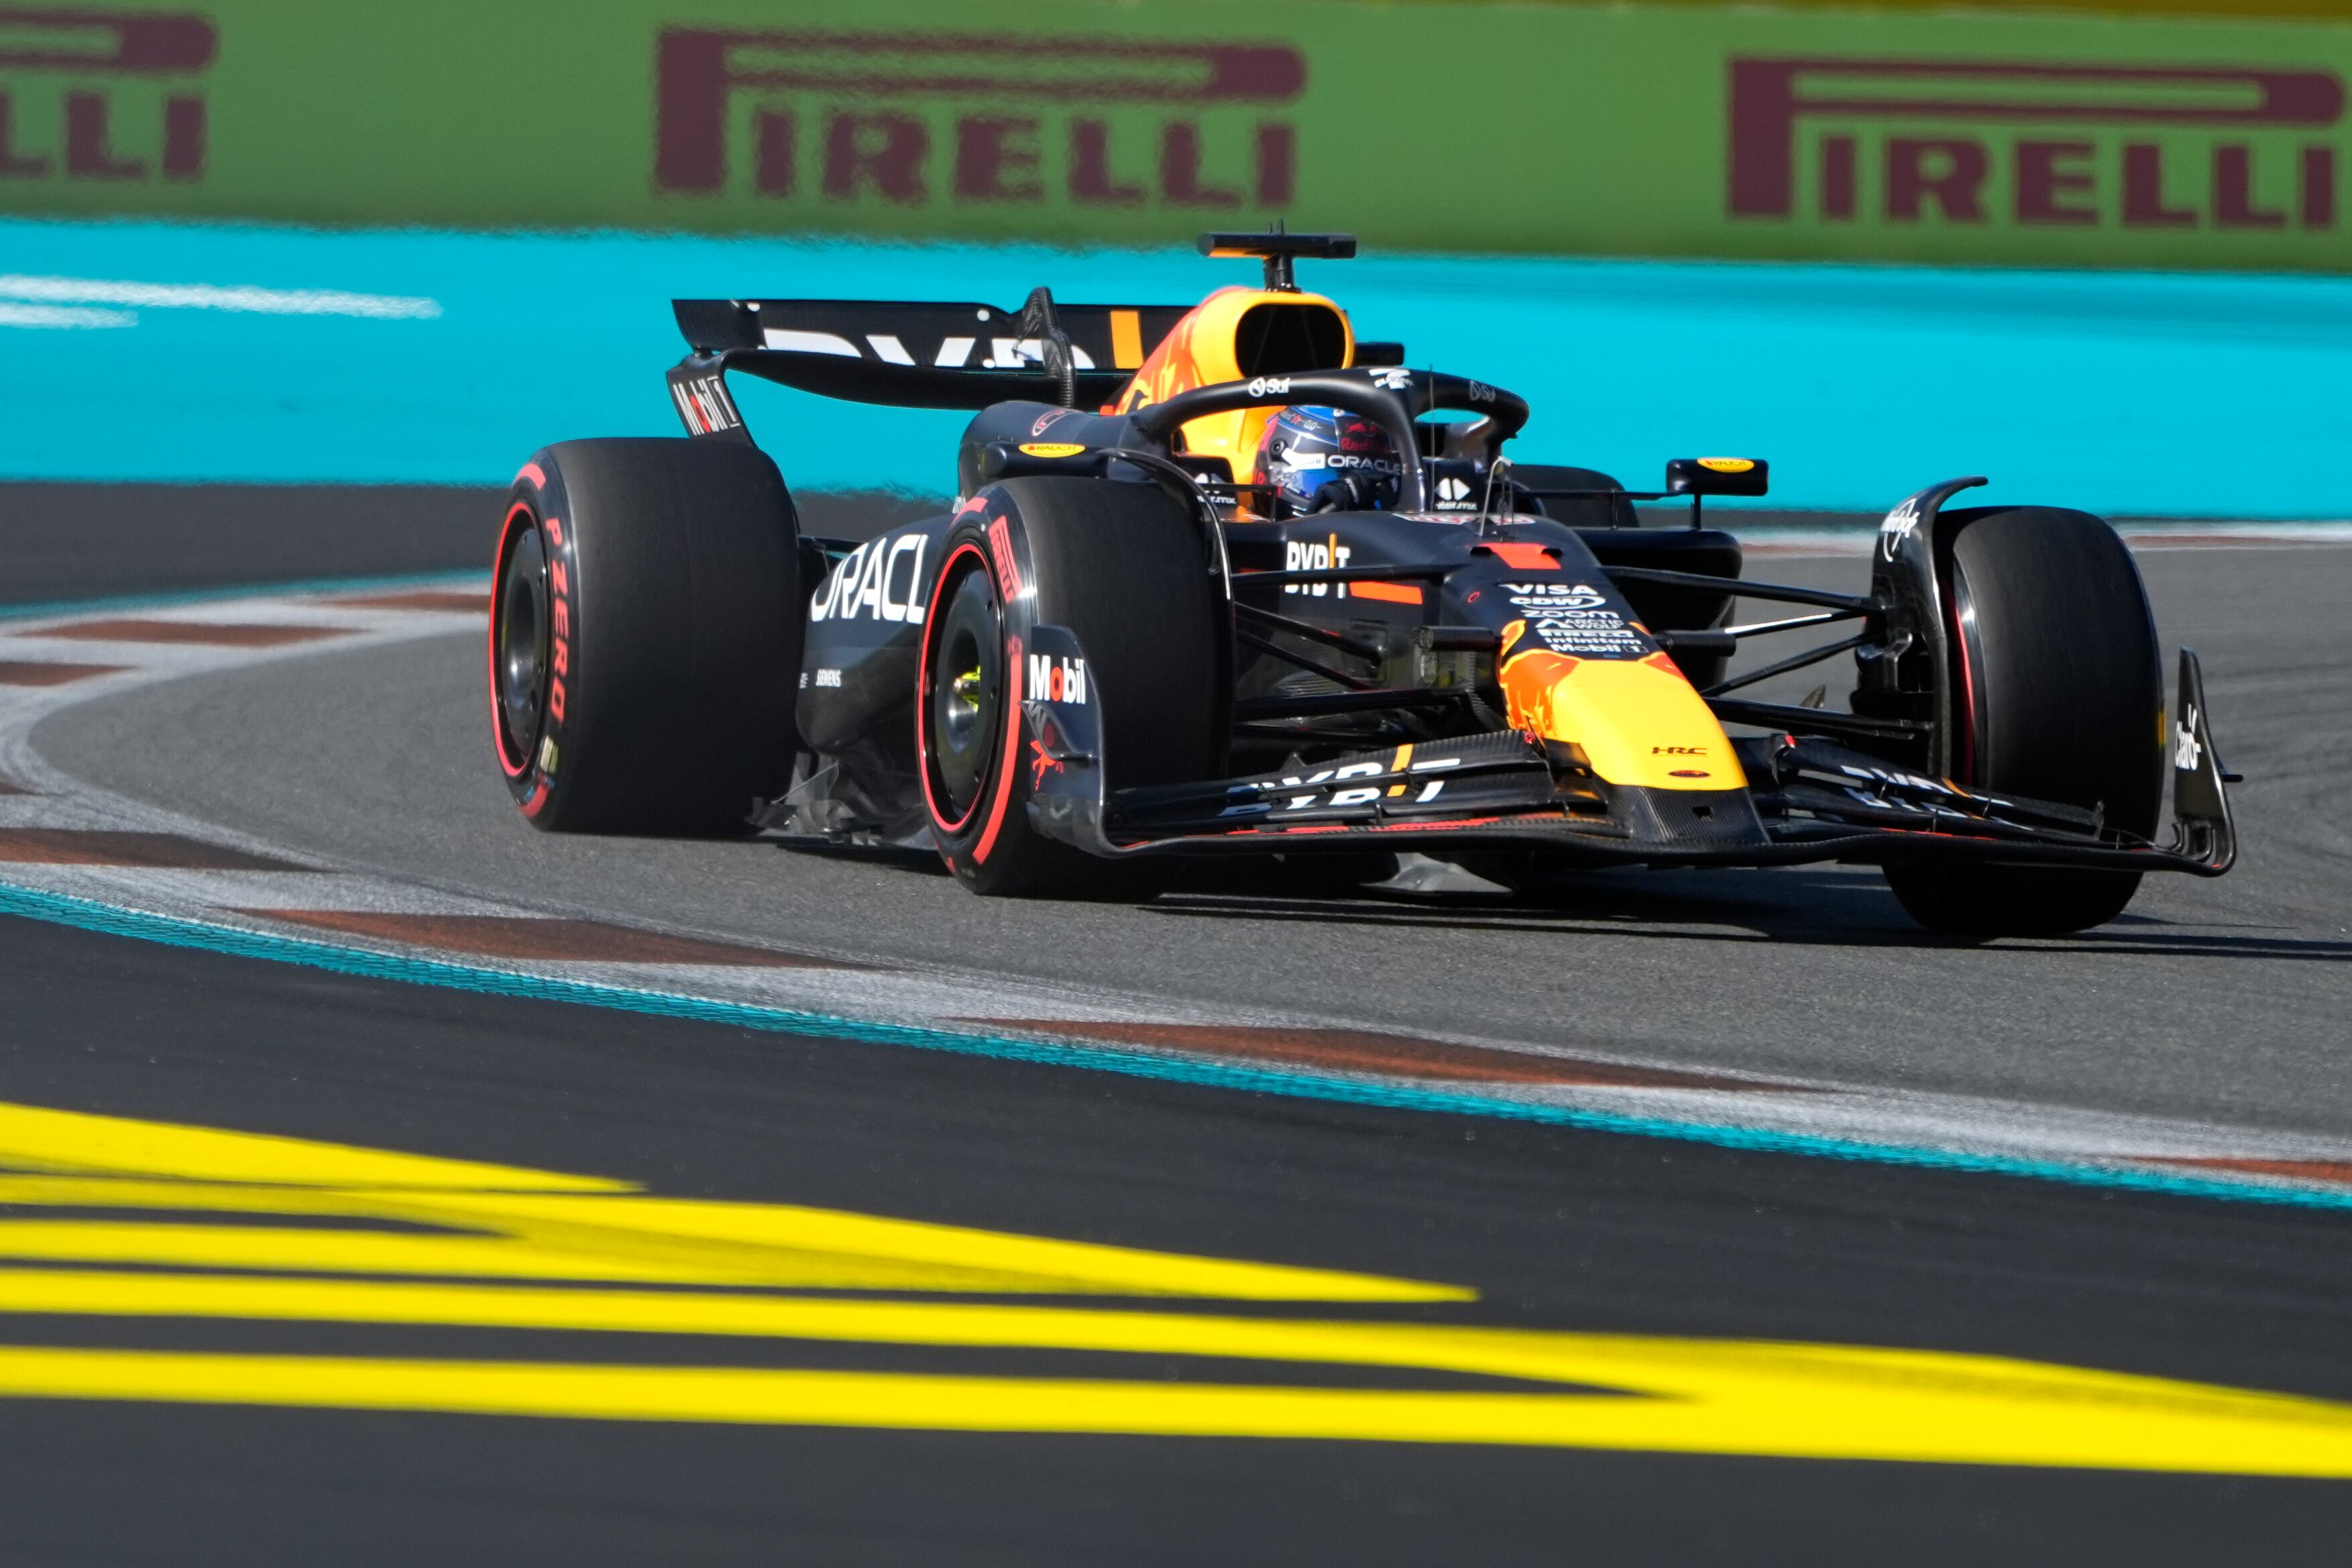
[3,0,2348,270]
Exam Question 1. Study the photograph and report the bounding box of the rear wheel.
[1885,506,2164,936]
[917,477,1225,895]
[490,438,801,835]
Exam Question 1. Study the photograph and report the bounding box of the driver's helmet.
[1252,405,1402,518]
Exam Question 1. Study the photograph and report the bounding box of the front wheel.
[1884,506,2164,936]
[917,477,1225,896]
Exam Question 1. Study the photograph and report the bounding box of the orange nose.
[1498,630,1744,791]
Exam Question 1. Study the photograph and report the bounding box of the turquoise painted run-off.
[4,217,2350,516]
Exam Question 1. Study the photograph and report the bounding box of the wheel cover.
[926,560,1003,825]
[495,522,551,768]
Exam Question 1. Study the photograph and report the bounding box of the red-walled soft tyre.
[491,439,801,836]
[1884,506,2164,936]
[916,477,1225,896]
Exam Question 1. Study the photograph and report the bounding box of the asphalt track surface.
[4,484,2352,1562]
[36,500,2352,1133]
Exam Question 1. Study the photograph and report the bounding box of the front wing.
[1025,640,2237,878]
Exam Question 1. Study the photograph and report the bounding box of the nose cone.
[1498,638,1746,792]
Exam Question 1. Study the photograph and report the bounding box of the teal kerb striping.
[0,875,2341,1215]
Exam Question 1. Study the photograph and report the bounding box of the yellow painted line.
[2,1270,2350,1476]
[0,1269,1626,1375]
[0,1223,791,1287]
[1,1337,2350,1473]
[0,1175,415,1217]
[9,1099,2349,1475]
[0,1192,1460,1301]
[0,1101,622,1191]
[370,1190,1463,1299]
[0,1271,1518,1367]
[0,1105,1465,1302]
[0,1214,1453,1298]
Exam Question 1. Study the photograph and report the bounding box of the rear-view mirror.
[1665,456,1769,497]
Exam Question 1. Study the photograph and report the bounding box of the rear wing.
[668,297,1192,427]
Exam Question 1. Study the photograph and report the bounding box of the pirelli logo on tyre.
[653,29,1304,216]
[1729,58,2342,239]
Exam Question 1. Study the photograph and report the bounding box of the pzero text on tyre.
[490,438,801,836]
[916,476,1225,895]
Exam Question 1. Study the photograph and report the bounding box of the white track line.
[0,302,135,330]
[0,274,440,321]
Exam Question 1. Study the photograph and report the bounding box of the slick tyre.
[490,438,801,835]
[1884,506,2164,936]
[917,477,1224,896]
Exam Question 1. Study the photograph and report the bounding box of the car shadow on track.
[769,835,2352,963]
[1141,868,2352,964]
[771,838,952,876]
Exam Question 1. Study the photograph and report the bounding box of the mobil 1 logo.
[1027,651,1088,705]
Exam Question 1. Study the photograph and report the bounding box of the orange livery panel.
[1113,286,1355,474]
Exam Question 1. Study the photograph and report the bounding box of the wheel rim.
[496,522,550,767]
[926,559,1003,824]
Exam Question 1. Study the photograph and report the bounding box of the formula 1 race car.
[489,231,2237,935]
